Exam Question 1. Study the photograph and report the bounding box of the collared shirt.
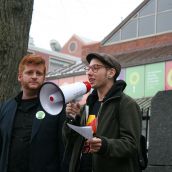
[7,97,39,172]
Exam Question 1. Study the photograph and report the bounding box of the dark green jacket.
[63,80,141,172]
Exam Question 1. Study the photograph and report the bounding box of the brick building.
[47,0,172,103]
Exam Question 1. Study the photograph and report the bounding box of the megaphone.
[39,81,91,115]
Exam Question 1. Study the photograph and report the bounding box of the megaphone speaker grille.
[39,82,65,115]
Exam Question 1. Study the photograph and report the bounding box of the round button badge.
[36,111,45,120]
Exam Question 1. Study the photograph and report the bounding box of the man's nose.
[32,72,37,78]
[86,68,93,74]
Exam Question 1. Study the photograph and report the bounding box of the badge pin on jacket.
[36,111,45,119]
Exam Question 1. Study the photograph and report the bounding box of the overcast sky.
[30,0,143,50]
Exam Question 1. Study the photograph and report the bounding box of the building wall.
[79,32,172,99]
[61,35,85,58]
[82,32,172,61]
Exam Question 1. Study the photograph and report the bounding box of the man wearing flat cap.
[62,52,141,172]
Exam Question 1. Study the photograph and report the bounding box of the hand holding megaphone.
[66,101,81,119]
[39,81,91,115]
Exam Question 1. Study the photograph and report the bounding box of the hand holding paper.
[67,123,93,139]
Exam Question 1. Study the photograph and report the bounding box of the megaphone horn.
[39,81,91,115]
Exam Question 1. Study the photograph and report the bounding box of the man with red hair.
[0,54,64,172]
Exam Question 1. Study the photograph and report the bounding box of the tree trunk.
[0,0,34,101]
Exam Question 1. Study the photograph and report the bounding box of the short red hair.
[18,54,46,74]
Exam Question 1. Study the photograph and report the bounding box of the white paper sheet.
[67,123,93,139]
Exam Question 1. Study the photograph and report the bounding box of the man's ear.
[18,73,22,82]
[107,68,116,78]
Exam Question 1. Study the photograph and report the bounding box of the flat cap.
[86,52,121,79]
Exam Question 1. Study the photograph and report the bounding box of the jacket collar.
[87,80,126,105]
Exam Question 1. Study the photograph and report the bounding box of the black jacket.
[0,93,65,172]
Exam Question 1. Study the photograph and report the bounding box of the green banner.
[145,62,165,97]
[125,66,144,98]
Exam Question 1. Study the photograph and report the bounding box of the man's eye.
[27,71,33,75]
[36,72,43,76]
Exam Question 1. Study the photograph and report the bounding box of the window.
[139,0,155,16]
[157,0,172,12]
[138,15,155,36]
[68,41,77,53]
[104,0,172,45]
[157,11,172,32]
[105,31,120,44]
[121,19,137,40]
